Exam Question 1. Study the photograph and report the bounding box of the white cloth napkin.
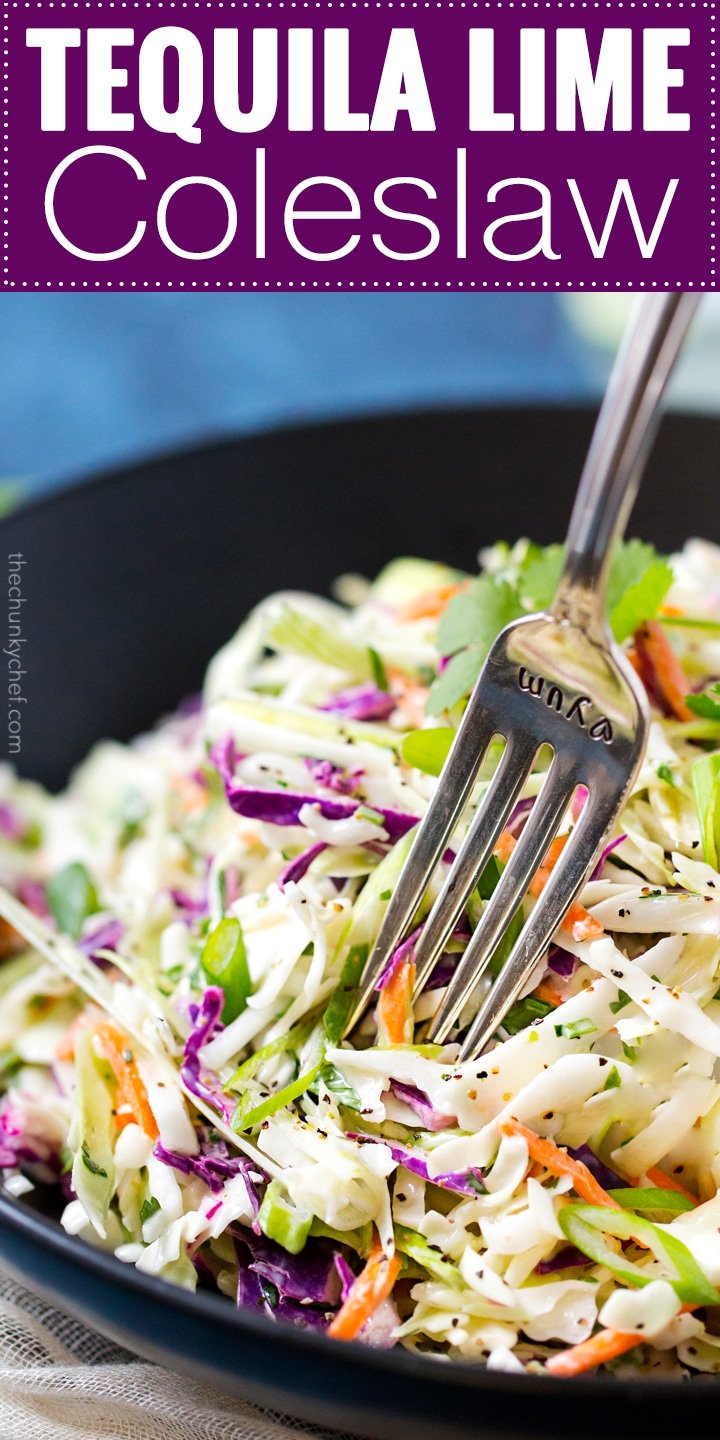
[0,1262,357,1440]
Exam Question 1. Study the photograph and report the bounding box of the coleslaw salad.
[3,539,720,1376]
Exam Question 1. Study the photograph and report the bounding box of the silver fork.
[346,293,699,1060]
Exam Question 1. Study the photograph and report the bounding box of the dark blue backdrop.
[0,295,603,492]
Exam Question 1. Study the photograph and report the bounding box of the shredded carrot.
[645,1166,698,1205]
[547,1303,697,1377]
[93,1023,159,1140]
[0,917,24,960]
[377,957,416,1046]
[327,1237,401,1341]
[545,1326,643,1377]
[55,1005,108,1063]
[387,670,429,729]
[533,981,564,1009]
[172,773,207,814]
[564,903,605,942]
[398,583,467,622]
[493,830,517,865]
[501,1118,619,1210]
[633,619,692,722]
[492,831,604,942]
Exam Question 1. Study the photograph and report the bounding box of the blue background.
[0,295,604,492]
[0,294,713,493]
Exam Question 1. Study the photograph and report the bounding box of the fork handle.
[553,294,699,634]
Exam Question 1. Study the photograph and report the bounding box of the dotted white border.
[2,10,7,278]
[1,0,716,290]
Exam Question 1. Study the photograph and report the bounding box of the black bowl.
[0,405,717,1438]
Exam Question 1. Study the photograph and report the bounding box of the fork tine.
[412,732,539,996]
[342,692,499,1036]
[457,785,622,1059]
[428,751,578,1043]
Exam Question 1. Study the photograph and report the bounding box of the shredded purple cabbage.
[235,1229,343,1306]
[77,917,124,962]
[277,841,328,892]
[375,924,424,991]
[334,1253,357,1301]
[177,693,204,719]
[209,734,241,790]
[546,944,576,979]
[590,834,628,881]
[535,1245,590,1275]
[0,1099,58,1176]
[225,785,419,843]
[16,880,49,918]
[304,759,364,795]
[568,1143,624,1191]
[390,1082,458,1132]
[0,803,28,843]
[154,1139,264,1220]
[505,797,535,837]
[348,1133,484,1197]
[237,1267,332,1329]
[181,988,235,1124]
[170,887,209,920]
[321,685,396,723]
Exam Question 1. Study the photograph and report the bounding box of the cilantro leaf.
[140,1195,161,1226]
[518,544,565,612]
[519,539,672,642]
[437,577,521,659]
[606,539,668,611]
[608,556,673,643]
[428,579,522,716]
[686,691,720,721]
[426,539,671,718]
[427,649,488,717]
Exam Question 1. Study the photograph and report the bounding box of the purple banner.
[2,2,715,289]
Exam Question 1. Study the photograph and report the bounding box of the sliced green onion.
[200,917,251,1024]
[560,1202,720,1306]
[401,728,454,778]
[355,805,386,828]
[320,1062,361,1110]
[225,1012,320,1092]
[559,1208,649,1290]
[267,607,380,681]
[503,997,553,1035]
[554,1018,598,1040]
[310,1217,373,1256]
[609,991,631,1015]
[258,1179,313,1254]
[323,945,368,1046]
[692,752,720,868]
[368,647,389,692]
[661,616,720,632]
[233,1048,324,1132]
[394,1224,464,1291]
[607,1187,696,1217]
[69,1027,115,1236]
